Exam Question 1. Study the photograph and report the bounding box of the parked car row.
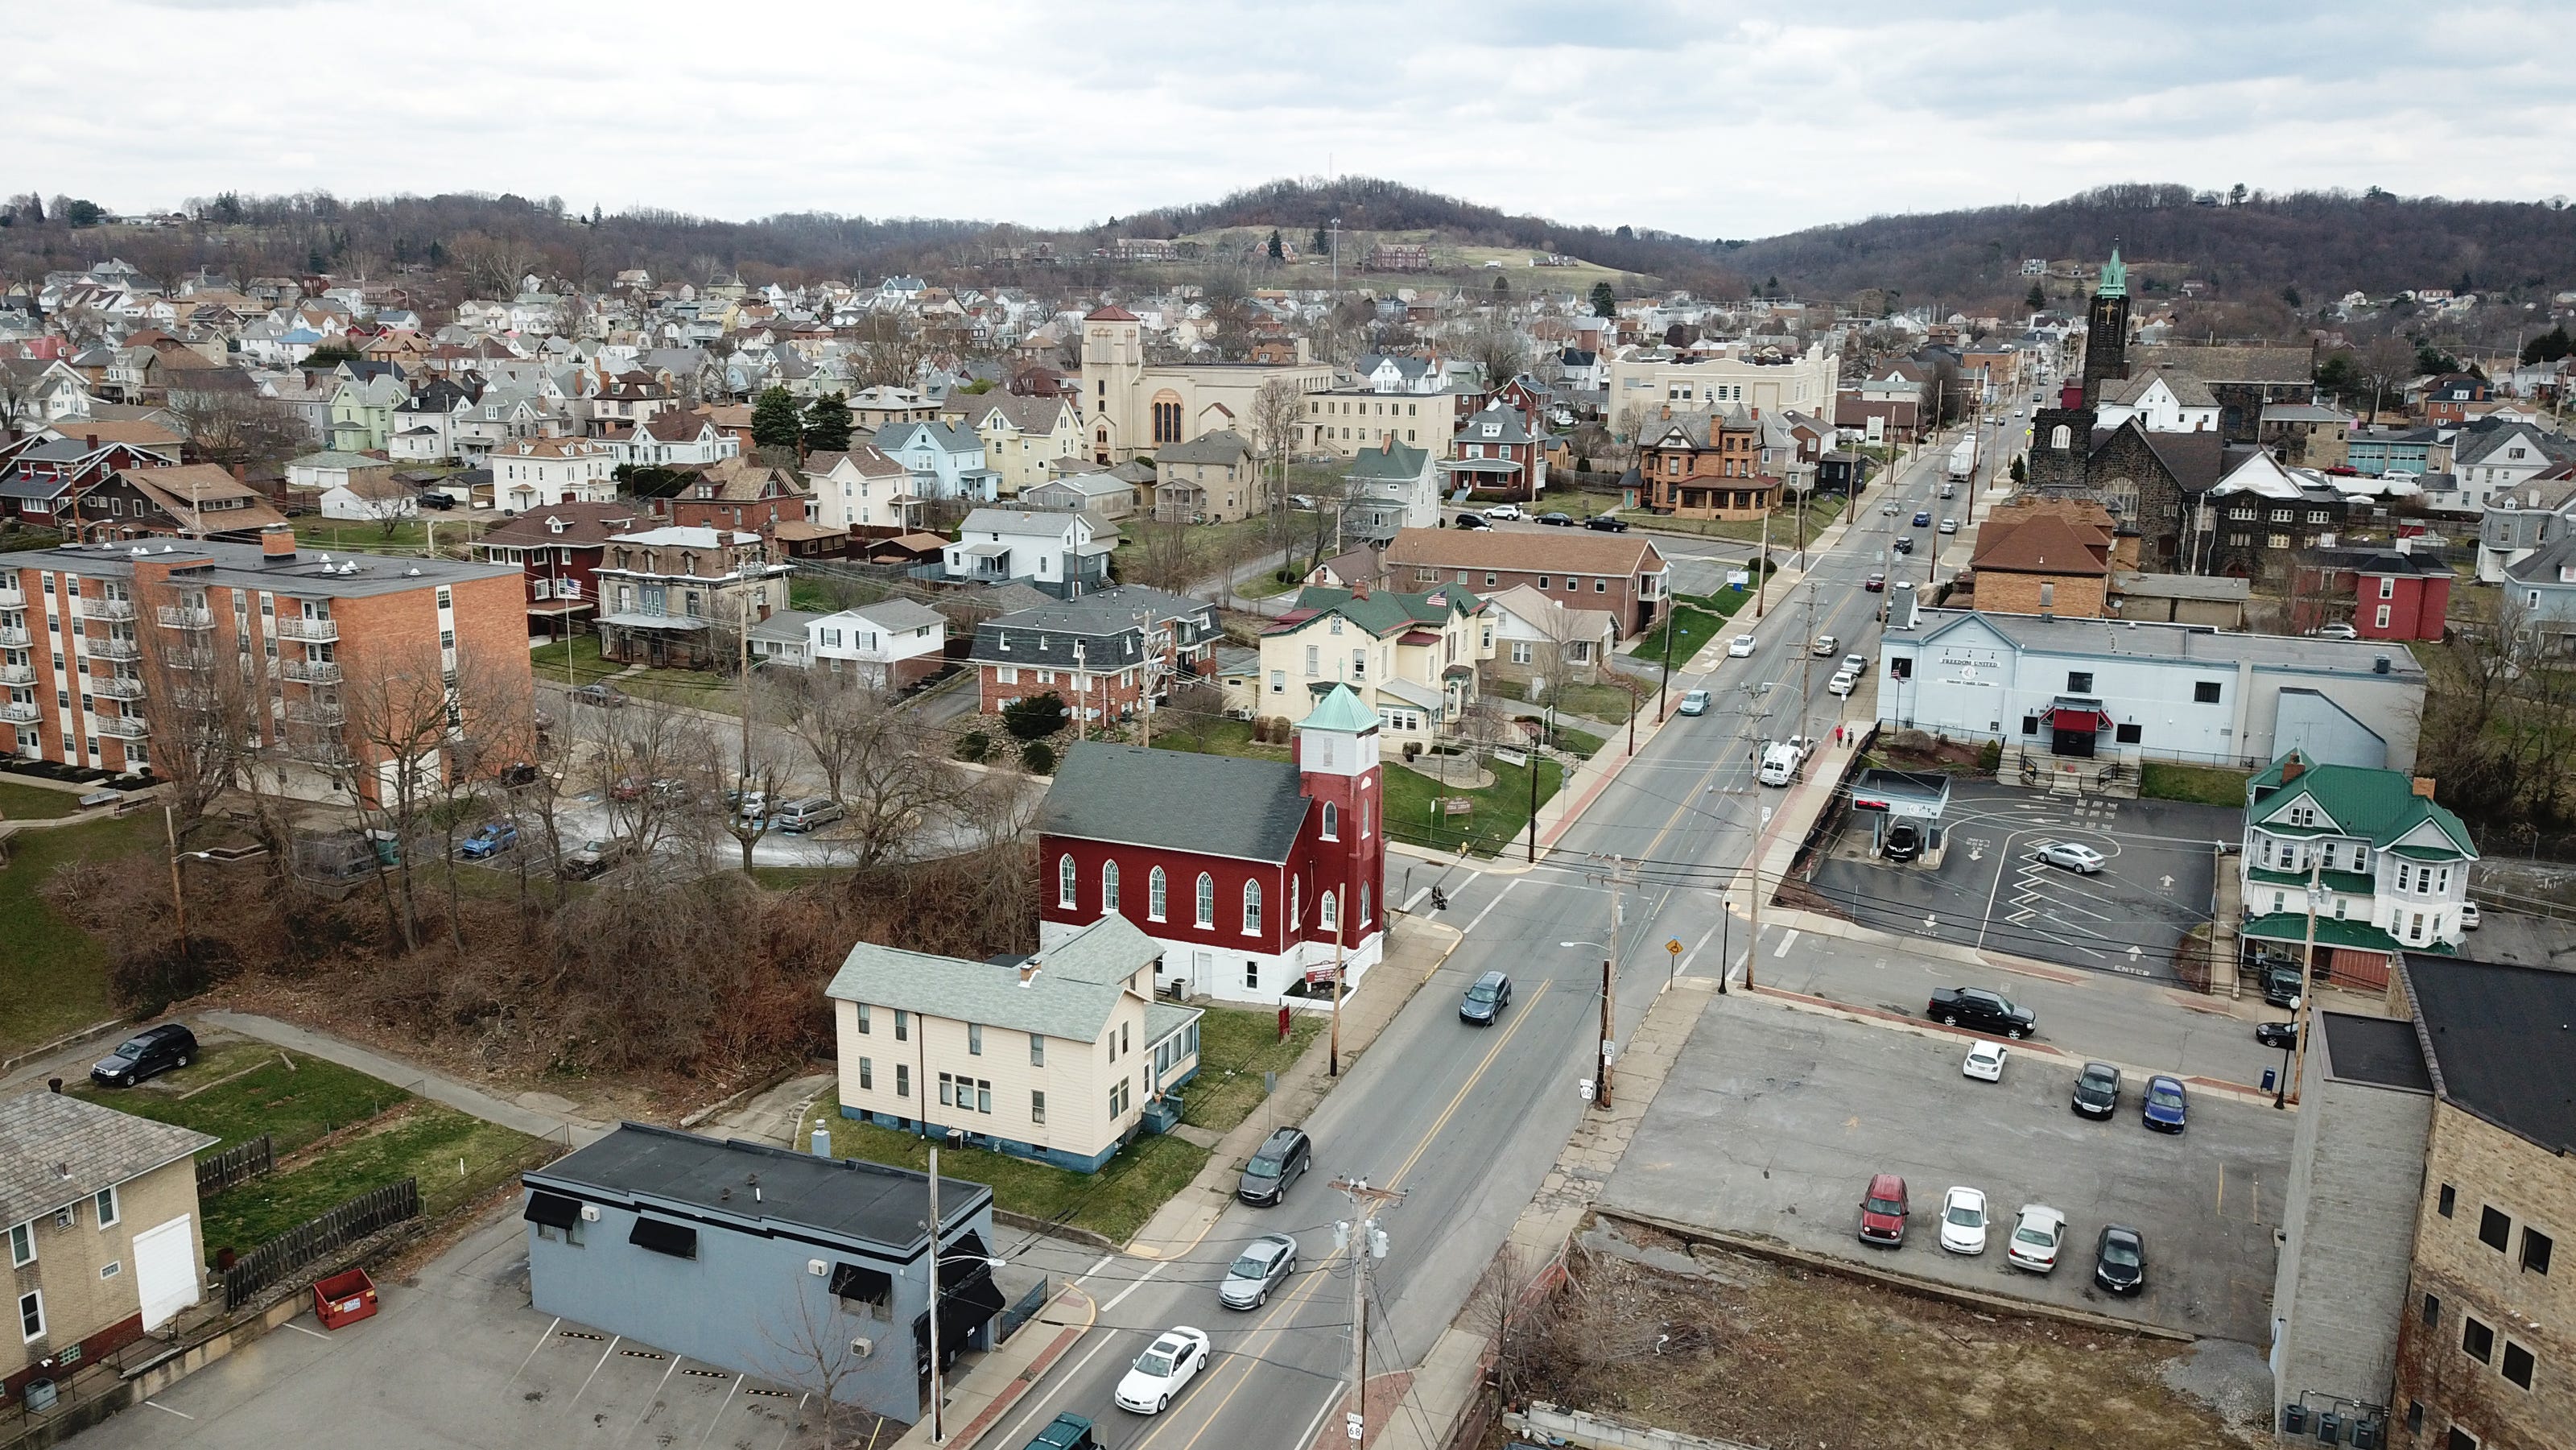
[1855,1172,2146,1295]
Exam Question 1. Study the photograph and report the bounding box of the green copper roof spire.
[2097,244,2127,299]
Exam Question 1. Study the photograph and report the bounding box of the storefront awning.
[522,1190,581,1229]
[628,1217,698,1258]
[2048,697,2111,732]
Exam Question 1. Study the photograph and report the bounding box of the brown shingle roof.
[1381,525,1664,576]
[1970,513,2112,576]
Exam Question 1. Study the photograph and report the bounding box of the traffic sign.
[1666,938,1683,955]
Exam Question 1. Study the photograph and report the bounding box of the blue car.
[1912,510,1931,527]
[2142,1074,2188,1133]
[456,822,519,860]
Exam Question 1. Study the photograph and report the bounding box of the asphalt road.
[978,431,1993,1450]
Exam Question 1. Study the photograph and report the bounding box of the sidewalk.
[196,1010,608,1146]
[1356,973,1724,1450]
[891,1281,1100,1450]
[1124,913,1464,1261]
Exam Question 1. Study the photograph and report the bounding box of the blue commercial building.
[521,1124,1002,1422]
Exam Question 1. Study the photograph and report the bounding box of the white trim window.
[1243,879,1262,935]
[1058,853,1077,907]
[1101,859,1120,914]
[1149,866,1167,921]
[1195,872,1216,928]
[93,1186,117,1229]
[6,1221,31,1268]
[17,1289,40,1342]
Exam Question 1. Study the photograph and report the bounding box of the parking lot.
[1600,997,2292,1344]
[1807,779,2233,979]
[76,1214,836,1450]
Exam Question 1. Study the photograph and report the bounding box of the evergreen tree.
[1311,225,1329,255]
[1266,229,1284,261]
[750,386,804,453]
[2520,325,2570,365]
[802,391,853,452]
[1589,281,1617,318]
[2025,282,2046,311]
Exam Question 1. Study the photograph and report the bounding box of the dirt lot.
[1512,1220,2264,1450]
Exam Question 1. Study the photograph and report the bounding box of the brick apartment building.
[969,586,1216,725]
[1636,404,1778,520]
[1,527,530,799]
[1381,527,1670,638]
[473,501,650,640]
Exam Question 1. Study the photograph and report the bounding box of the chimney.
[2412,777,2437,799]
[1018,957,1040,988]
[85,433,98,450]
[2281,756,2305,785]
[259,523,296,564]
[232,463,246,482]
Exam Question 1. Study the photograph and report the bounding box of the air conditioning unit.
[807,1259,828,1277]
[579,1204,601,1222]
[848,1337,873,1359]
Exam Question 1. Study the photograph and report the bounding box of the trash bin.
[2261,1068,2277,1093]
[312,1267,380,1329]
[23,1379,56,1412]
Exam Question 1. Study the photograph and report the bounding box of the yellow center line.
[1139,980,1558,1450]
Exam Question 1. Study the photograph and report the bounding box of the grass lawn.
[1649,495,1847,547]
[72,1043,545,1259]
[1382,752,1563,857]
[619,667,741,713]
[814,1097,1209,1245]
[1150,717,1290,761]
[1235,568,1302,601]
[1113,514,1281,591]
[0,779,83,820]
[291,518,485,558]
[1550,681,1640,723]
[1181,1006,1326,1134]
[1625,602,1727,663]
[1546,721,1607,759]
[527,634,626,687]
[2140,762,2252,807]
[1534,488,1624,521]
[0,810,158,1058]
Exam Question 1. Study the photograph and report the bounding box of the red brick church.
[1034,684,1387,1004]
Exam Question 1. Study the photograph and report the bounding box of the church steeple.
[2097,245,2128,299]
[2080,241,2132,405]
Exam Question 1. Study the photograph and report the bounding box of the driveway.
[1600,997,2291,1345]
[1807,780,2234,979]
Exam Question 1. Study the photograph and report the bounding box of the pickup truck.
[1928,987,2035,1039]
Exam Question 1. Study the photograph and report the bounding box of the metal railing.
[90,675,145,700]
[0,585,22,608]
[94,715,148,738]
[155,606,215,630]
[1,701,39,724]
[281,659,343,684]
[0,663,31,685]
[89,637,141,660]
[284,700,346,726]
[273,617,340,642]
[86,597,137,622]
[0,626,30,648]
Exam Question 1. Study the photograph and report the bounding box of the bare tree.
[1459,318,1531,391]
[849,312,930,390]
[2360,333,2417,426]
[167,387,312,475]
[450,231,539,300]
[1125,511,1201,593]
[717,728,798,874]
[754,1279,884,1450]
[586,695,722,866]
[1252,377,1307,557]
[336,638,456,952]
[1463,1246,1565,1407]
[132,576,256,841]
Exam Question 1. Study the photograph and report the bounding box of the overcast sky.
[13,0,2571,240]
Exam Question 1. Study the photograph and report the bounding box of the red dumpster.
[312,1268,379,1330]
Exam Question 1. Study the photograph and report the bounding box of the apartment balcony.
[87,598,137,622]
[273,617,340,642]
[0,663,31,686]
[156,606,214,630]
[90,675,145,701]
[0,626,29,649]
[281,659,344,684]
[89,638,141,662]
[0,585,22,609]
[1,701,39,724]
[283,699,345,727]
[93,714,147,739]
[283,735,354,769]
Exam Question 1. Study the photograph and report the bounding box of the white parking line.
[1075,1252,1117,1284]
[1461,878,1519,937]
[1773,927,1800,958]
[505,1316,563,1389]
[1099,1259,1167,1315]
[627,1351,687,1438]
[694,1374,744,1449]
[142,1400,196,1419]
[282,1320,332,1339]
[569,1334,622,1408]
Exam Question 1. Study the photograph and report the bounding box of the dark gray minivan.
[1236,1126,1312,1206]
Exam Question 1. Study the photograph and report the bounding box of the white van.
[774,797,845,833]
[1757,742,1804,787]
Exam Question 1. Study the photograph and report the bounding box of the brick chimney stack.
[259,523,296,564]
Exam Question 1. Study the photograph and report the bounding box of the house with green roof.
[827,914,1201,1173]
[2239,749,2478,977]
[1256,583,1492,742]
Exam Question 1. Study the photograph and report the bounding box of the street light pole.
[163,804,188,965]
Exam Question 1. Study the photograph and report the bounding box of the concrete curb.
[1591,1206,2195,1344]
[1761,904,2091,985]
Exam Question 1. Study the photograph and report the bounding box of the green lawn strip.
[0,780,85,820]
[1647,496,1847,546]
[1181,1007,1326,1134]
[1546,723,1607,759]
[1625,603,1725,661]
[527,634,626,686]
[0,810,158,1056]
[1148,718,1290,761]
[748,865,853,890]
[1381,754,1563,857]
[2140,762,2252,808]
[1235,568,1301,601]
[198,1109,537,1259]
[71,1044,414,1155]
[618,668,742,713]
[1550,682,1639,723]
[815,1099,1209,1245]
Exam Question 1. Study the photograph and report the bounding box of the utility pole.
[1752,506,1770,619]
[1328,898,1345,1077]
[2288,851,2322,1106]
[163,803,188,966]
[1587,857,1628,1109]
[1332,1176,1405,1450]
[1656,598,1674,722]
[927,1142,944,1444]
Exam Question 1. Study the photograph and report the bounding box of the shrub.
[954,729,989,762]
[1001,692,1067,741]
[1976,738,2004,774]
[1021,740,1058,775]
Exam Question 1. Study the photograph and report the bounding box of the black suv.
[90,1023,199,1087]
[1459,971,1513,1025]
[1881,821,1922,862]
[2071,1060,2122,1118]
[1237,1126,1312,1206]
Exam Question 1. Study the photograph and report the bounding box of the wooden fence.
[222,1178,420,1310]
[195,1134,274,1198]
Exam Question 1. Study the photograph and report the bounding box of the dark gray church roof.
[1038,742,1310,863]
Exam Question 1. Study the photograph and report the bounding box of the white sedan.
[2007,1204,2068,1274]
[1961,1040,2008,1082]
[2033,841,2105,874]
[1827,671,1857,697]
[1115,1327,1211,1414]
[1728,634,1757,658]
[1939,1186,1989,1255]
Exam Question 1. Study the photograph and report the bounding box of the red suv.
[1858,1173,1909,1246]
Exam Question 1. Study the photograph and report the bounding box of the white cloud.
[9,0,2570,237]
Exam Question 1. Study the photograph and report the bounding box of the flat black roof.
[2319,1012,2430,1093]
[526,1122,991,1257]
[2403,955,2576,1155]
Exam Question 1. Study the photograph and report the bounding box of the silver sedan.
[1218,1233,1298,1309]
